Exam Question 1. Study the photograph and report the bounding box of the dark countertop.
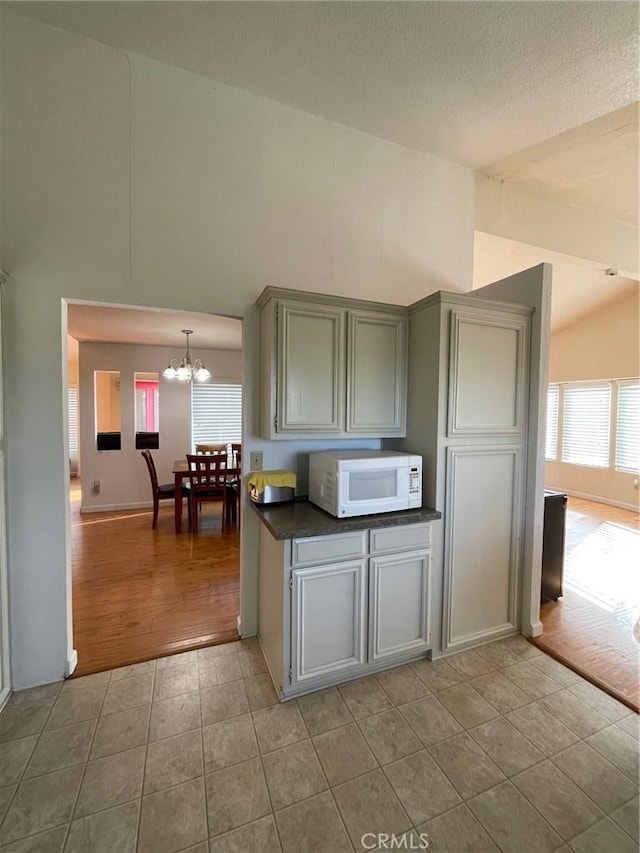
[251,498,441,540]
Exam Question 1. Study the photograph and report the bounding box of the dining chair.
[141,450,191,530]
[226,444,242,529]
[186,452,229,533]
[230,443,242,471]
[195,443,227,455]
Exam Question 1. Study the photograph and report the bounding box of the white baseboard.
[66,649,78,677]
[528,620,543,638]
[547,487,639,514]
[80,501,152,514]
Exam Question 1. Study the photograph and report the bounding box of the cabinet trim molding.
[346,310,407,435]
[277,302,346,434]
[447,308,530,437]
[442,445,524,652]
[369,549,431,661]
[290,559,367,683]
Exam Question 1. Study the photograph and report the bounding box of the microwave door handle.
[337,470,347,515]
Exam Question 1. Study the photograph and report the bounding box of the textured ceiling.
[8,1,640,334]
[67,304,242,350]
[481,103,639,227]
[473,233,639,333]
[8,1,638,172]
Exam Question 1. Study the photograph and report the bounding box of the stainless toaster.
[249,485,295,505]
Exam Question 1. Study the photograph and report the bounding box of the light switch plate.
[250,451,263,471]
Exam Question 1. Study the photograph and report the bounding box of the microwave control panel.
[409,466,421,495]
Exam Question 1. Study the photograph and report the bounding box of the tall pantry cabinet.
[402,291,532,655]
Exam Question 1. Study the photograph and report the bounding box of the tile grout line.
[64,667,114,851]
[296,696,357,853]
[197,670,210,848]
[251,701,280,851]
[134,661,156,853]
[0,681,63,845]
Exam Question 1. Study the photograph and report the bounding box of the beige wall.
[546,286,640,510]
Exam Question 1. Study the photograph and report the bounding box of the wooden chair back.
[141,449,159,494]
[186,453,228,494]
[230,443,242,472]
[195,443,227,455]
[186,452,230,533]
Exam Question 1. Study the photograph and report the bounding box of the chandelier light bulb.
[163,330,211,383]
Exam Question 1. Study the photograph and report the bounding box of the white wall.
[78,342,242,511]
[475,173,639,277]
[0,11,474,688]
[546,287,640,510]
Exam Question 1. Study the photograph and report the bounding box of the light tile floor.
[0,636,637,853]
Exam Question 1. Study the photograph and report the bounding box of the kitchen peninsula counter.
[251,498,441,540]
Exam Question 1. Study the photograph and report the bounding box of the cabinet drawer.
[369,523,431,555]
[291,531,368,568]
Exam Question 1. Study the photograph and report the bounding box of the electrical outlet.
[91,479,101,495]
[250,451,263,471]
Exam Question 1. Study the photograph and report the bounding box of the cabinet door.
[277,302,346,433]
[290,559,366,684]
[443,446,522,650]
[448,308,529,437]
[369,549,430,661]
[347,310,406,435]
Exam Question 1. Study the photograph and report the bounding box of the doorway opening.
[65,300,243,676]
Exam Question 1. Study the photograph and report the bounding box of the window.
[94,370,121,451]
[135,373,160,449]
[192,383,242,450]
[545,385,559,461]
[68,386,79,455]
[547,379,639,473]
[562,384,611,468]
[616,382,640,474]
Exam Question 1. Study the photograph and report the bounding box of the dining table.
[172,458,240,534]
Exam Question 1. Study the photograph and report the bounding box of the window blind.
[615,382,640,474]
[562,384,611,468]
[192,383,242,449]
[545,385,559,460]
[68,386,79,454]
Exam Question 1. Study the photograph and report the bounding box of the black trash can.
[541,490,567,602]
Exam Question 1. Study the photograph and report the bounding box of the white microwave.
[308,450,422,518]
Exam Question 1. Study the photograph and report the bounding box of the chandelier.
[163,330,211,382]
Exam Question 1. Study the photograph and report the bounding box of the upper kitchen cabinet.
[257,288,407,439]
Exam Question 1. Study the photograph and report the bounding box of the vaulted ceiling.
[7,1,639,343]
[9,1,639,227]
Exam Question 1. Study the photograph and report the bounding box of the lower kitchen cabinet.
[258,522,434,700]
[369,550,431,662]
[291,559,367,685]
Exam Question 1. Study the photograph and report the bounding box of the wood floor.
[70,483,240,677]
[532,496,639,711]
